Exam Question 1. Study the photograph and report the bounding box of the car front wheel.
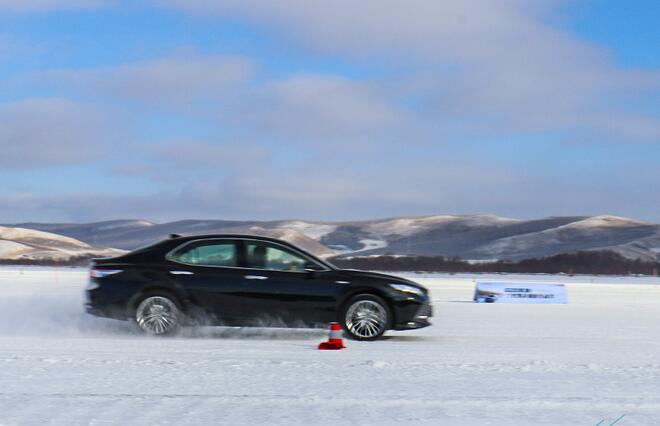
[341,294,391,341]
[134,294,181,335]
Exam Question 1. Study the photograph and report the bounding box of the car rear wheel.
[134,294,181,336]
[341,294,391,341]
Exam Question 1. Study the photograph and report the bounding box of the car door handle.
[244,275,268,280]
[170,270,194,275]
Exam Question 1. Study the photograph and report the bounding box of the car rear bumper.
[85,302,129,320]
[84,303,103,316]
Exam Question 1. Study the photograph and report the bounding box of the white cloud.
[44,54,255,106]
[155,140,270,169]
[161,1,555,59]
[4,152,660,223]
[0,0,111,12]
[161,0,660,142]
[2,3,657,222]
[43,56,414,144]
[0,98,107,168]
[226,75,410,142]
[0,158,514,222]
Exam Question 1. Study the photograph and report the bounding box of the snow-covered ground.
[1,268,660,425]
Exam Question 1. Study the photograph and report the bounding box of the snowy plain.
[1,268,660,425]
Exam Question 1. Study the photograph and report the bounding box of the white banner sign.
[474,282,567,304]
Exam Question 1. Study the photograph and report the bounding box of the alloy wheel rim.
[136,296,179,334]
[345,300,387,338]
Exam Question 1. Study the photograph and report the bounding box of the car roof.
[167,234,294,245]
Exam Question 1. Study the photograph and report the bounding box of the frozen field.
[1,268,660,425]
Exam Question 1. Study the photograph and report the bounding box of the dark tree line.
[331,250,660,276]
[3,250,659,276]
[0,257,93,267]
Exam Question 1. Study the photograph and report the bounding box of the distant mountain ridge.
[7,214,660,262]
[0,226,124,263]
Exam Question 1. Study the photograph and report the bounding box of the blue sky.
[0,0,659,223]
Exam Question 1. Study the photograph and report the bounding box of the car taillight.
[90,268,123,278]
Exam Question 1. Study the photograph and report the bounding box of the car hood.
[336,269,425,288]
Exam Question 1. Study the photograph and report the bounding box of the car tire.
[340,294,391,341]
[133,292,182,336]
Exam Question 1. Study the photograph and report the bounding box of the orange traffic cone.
[318,322,346,350]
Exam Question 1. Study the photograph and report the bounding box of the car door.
[239,239,342,326]
[166,239,250,322]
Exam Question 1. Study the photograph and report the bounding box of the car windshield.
[245,242,307,271]
[243,240,333,271]
[320,257,336,270]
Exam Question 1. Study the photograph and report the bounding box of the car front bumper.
[392,300,433,330]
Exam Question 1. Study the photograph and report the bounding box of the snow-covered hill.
[0,226,124,262]
[467,215,660,261]
[10,214,660,261]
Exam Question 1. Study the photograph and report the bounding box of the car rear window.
[170,241,237,267]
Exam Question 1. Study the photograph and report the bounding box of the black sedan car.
[85,234,432,340]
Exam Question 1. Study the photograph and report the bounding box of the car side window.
[245,242,309,272]
[170,241,237,267]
